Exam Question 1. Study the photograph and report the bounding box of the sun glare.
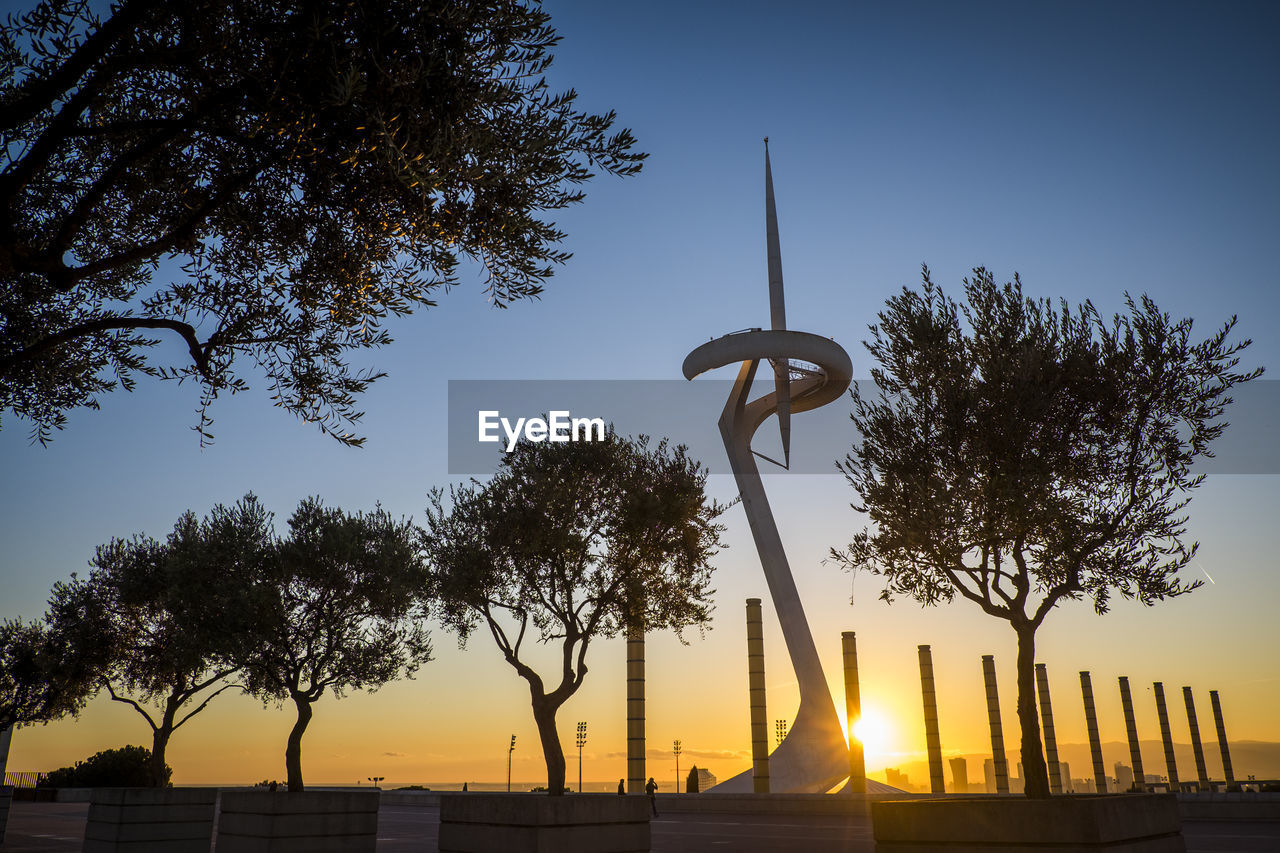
[851,705,892,755]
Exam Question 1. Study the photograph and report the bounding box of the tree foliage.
[832,266,1260,798]
[423,434,724,796]
[1,596,111,732]
[0,0,645,445]
[46,496,273,786]
[236,497,431,792]
[42,744,169,787]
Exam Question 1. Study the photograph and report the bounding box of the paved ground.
[5,801,1279,851]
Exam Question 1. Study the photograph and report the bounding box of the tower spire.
[764,137,786,332]
[764,137,791,466]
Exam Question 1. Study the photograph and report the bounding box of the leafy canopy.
[0,0,645,444]
[834,266,1260,625]
[237,497,432,706]
[1,595,113,731]
[427,434,724,655]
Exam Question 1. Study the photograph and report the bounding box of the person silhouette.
[617,778,625,795]
[645,776,658,815]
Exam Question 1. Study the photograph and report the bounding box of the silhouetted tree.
[686,765,699,793]
[48,496,273,786]
[832,267,1260,798]
[423,434,724,796]
[0,0,645,445]
[0,611,107,732]
[237,498,431,792]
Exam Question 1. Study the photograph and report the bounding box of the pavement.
[4,800,1280,851]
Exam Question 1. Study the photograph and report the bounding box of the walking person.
[617,778,625,795]
[645,776,659,816]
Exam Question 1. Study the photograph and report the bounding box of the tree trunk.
[150,724,173,788]
[150,693,180,787]
[286,695,313,792]
[531,696,566,796]
[1015,622,1050,798]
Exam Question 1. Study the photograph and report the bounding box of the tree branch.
[0,0,162,132]
[106,682,158,732]
[171,680,238,731]
[1,316,208,377]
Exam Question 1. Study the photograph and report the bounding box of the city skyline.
[2,0,1279,789]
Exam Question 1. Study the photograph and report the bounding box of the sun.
[850,705,892,756]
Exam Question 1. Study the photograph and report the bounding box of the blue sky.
[2,1,1278,785]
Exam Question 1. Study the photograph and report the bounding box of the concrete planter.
[439,793,650,853]
[82,787,218,853]
[215,790,379,853]
[872,794,1185,852]
[0,785,12,845]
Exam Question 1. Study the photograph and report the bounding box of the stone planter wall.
[0,785,12,845]
[439,793,650,853]
[215,790,379,853]
[872,794,1185,852]
[82,787,217,853]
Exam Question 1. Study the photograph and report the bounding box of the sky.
[2,0,1279,790]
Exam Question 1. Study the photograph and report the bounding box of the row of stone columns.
[728,601,1235,795]
[913,652,1236,793]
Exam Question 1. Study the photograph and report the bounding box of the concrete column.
[1035,664,1063,794]
[918,645,945,793]
[841,631,865,793]
[747,598,770,793]
[1118,677,1145,792]
[1153,682,1179,791]
[626,624,645,794]
[1079,671,1107,794]
[981,655,1009,794]
[1183,687,1210,791]
[1209,691,1234,787]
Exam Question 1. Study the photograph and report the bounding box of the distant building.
[948,757,968,793]
[1060,762,1072,793]
[983,759,995,793]
[885,768,909,791]
[1074,777,1094,794]
[696,768,717,791]
[1115,763,1134,792]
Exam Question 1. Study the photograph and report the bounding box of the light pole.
[507,734,516,793]
[673,739,682,793]
[776,719,788,747]
[576,722,588,793]
[367,776,384,789]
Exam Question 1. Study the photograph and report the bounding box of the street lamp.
[673,740,682,793]
[776,719,788,747]
[367,776,385,789]
[576,722,588,793]
[507,734,517,793]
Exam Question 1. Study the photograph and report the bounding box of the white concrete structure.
[683,141,851,793]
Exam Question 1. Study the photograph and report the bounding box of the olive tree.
[46,496,273,786]
[237,498,431,791]
[832,267,1260,798]
[423,434,724,796]
[0,0,644,444]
